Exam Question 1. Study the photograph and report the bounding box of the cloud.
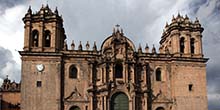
[0,46,20,84]
[0,5,25,62]
[0,0,26,15]
[0,4,25,84]
[187,0,220,109]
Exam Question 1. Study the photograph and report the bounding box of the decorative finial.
[145,43,149,53]
[115,24,120,32]
[71,40,75,50]
[165,22,168,27]
[55,7,58,15]
[28,6,32,13]
[86,41,90,50]
[138,43,142,53]
[195,17,199,23]
[115,24,120,28]
[152,44,156,54]
[46,3,49,8]
[113,27,116,34]
[121,28,123,34]
[194,17,201,27]
[177,12,181,17]
[185,14,189,19]
[78,41,82,51]
[93,41,97,51]
[63,40,67,50]
[145,43,149,48]
[172,15,176,22]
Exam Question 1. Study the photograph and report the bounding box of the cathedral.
[19,5,208,110]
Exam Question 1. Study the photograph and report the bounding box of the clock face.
[36,64,44,72]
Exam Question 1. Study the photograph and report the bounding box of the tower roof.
[23,4,63,23]
[160,14,204,44]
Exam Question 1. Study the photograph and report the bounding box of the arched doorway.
[69,106,80,110]
[110,92,129,110]
[156,107,165,110]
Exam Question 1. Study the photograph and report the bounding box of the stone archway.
[110,92,129,110]
[156,107,165,110]
[69,106,80,110]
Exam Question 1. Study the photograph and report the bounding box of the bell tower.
[20,5,65,110]
[160,14,204,58]
[23,5,66,52]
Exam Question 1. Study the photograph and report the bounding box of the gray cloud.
[0,0,26,14]
[187,0,220,109]
[0,46,20,83]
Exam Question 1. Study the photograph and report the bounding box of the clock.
[36,64,45,72]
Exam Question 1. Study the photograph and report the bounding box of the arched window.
[156,68,162,81]
[115,63,123,78]
[190,38,195,54]
[180,37,185,53]
[69,65,78,79]
[156,107,165,110]
[69,106,80,110]
[44,30,51,47]
[32,30,39,47]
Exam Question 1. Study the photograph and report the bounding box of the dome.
[101,26,135,54]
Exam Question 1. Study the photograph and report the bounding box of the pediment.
[154,92,173,103]
[64,87,88,102]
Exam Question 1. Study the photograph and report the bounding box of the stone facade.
[19,5,208,110]
[0,76,21,110]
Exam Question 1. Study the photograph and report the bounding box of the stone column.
[143,66,147,86]
[89,64,93,85]
[197,35,203,55]
[51,22,56,49]
[171,30,180,55]
[39,21,44,50]
[124,63,128,83]
[131,64,135,83]
[144,94,148,110]
[24,21,31,51]
[185,34,190,55]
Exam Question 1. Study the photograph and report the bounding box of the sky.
[0,0,219,109]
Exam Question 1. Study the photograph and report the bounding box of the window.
[32,30,39,47]
[69,65,78,78]
[180,37,185,53]
[190,38,195,54]
[36,81,42,87]
[44,30,51,47]
[156,68,162,81]
[189,84,193,91]
[115,63,123,78]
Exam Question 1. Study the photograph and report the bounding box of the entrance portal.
[110,92,129,110]
[156,107,165,110]
[69,106,80,110]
